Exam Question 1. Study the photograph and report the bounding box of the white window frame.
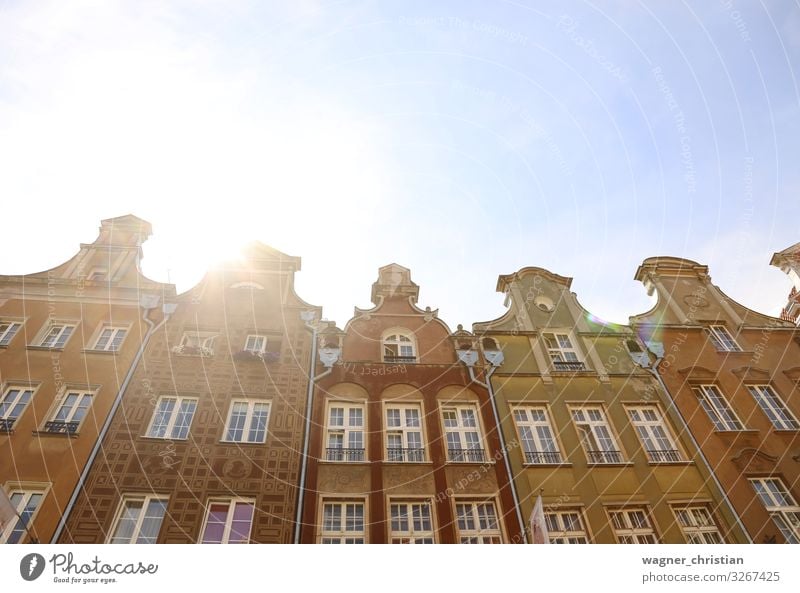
[385,403,425,462]
[222,399,271,444]
[146,396,198,440]
[707,324,742,352]
[512,405,561,464]
[442,404,486,463]
[626,405,682,462]
[243,334,268,354]
[36,323,76,349]
[0,385,36,430]
[319,500,366,544]
[747,385,800,430]
[571,405,624,464]
[107,495,169,544]
[91,326,128,352]
[750,477,800,544]
[0,488,45,544]
[671,505,724,544]
[389,499,435,543]
[382,331,417,362]
[325,402,366,462]
[542,331,584,368]
[199,498,255,544]
[454,500,503,544]
[694,385,744,431]
[545,509,590,544]
[45,389,94,433]
[0,321,22,346]
[173,331,217,356]
[608,507,659,544]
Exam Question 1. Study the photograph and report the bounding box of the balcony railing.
[552,360,587,372]
[326,448,365,462]
[586,450,623,464]
[0,418,15,432]
[44,420,79,435]
[524,450,562,464]
[386,447,425,462]
[646,449,682,463]
[448,448,486,463]
[383,355,416,364]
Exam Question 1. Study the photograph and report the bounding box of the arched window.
[383,332,416,363]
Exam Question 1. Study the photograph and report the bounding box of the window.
[87,268,106,281]
[244,335,267,354]
[0,321,22,346]
[545,509,589,544]
[694,385,743,431]
[750,478,800,544]
[608,508,658,543]
[707,325,742,352]
[325,403,365,461]
[455,501,502,543]
[512,406,561,464]
[37,323,75,349]
[223,400,271,443]
[542,332,585,371]
[626,406,682,462]
[109,496,168,544]
[200,499,255,544]
[747,385,800,430]
[390,501,434,543]
[319,501,365,543]
[0,386,35,431]
[386,404,425,462]
[146,396,198,439]
[571,406,623,463]
[442,405,485,462]
[1,489,44,544]
[383,332,416,363]
[92,327,127,351]
[173,332,216,356]
[45,390,94,434]
[672,506,724,544]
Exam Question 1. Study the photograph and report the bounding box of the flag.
[530,494,549,544]
[0,489,20,533]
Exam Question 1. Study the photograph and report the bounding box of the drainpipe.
[51,295,175,543]
[457,349,528,544]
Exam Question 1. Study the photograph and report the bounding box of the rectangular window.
[223,400,271,443]
[627,406,682,462]
[694,385,743,431]
[672,506,724,544]
[512,406,561,464]
[750,478,800,544]
[708,325,742,352]
[571,406,623,464]
[109,496,168,544]
[92,327,128,351]
[200,499,254,544]
[0,385,35,431]
[146,396,198,439]
[244,335,267,353]
[173,332,216,356]
[545,509,589,544]
[45,390,94,434]
[608,508,658,543]
[747,385,800,430]
[37,323,75,349]
[386,404,425,462]
[1,489,44,544]
[319,501,365,543]
[0,321,22,346]
[442,405,485,462]
[389,501,434,543]
[326,403,365,461]
[542,332,585,371]
[455,501,502,543]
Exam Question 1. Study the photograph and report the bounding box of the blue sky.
[1,1,798,329]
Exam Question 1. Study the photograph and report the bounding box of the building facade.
[0,215,174,544]
[58,243,320,543]
[473,267,749,543]
[631,257,800,544]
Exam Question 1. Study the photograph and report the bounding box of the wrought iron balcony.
[44,420,79,435]
[383,355,416,363]
[326,448,365,462]
[0,418,15,432]
[171,344,214,357]
[524,450,562,464]
[586,450,623,464]
[386,447,425,462]
[646,449,682,463]
[448,448,486,463]
[552,360,587,372]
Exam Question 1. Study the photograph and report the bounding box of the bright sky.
[1,1,799,329]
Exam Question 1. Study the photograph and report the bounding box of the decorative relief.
[730,448,778,472]
[318,466,370,493]
[382,467,435,494]
[222,458,252,479]
[445,466,499,494]
[682,294,710,308]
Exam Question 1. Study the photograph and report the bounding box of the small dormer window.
[88,268,107,281]
[707,325,742,352]
[383,332,416,363]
